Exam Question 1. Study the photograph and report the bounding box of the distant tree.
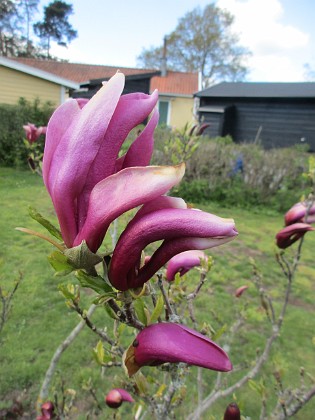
[0,0,22,56]
[34,0,77,58]
[19,0,40,56]
[137,3,249,87]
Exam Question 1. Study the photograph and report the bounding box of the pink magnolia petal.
[74,164,185,252]
[285,202,315,226]
[120,108,159,170]
[166,250,208,281]
[109,208,237,290]
[78,90,159,227]
[133,323,232,372]
[45,73,125,246]
[276,222,314,249]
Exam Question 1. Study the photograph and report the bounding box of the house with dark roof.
[195,82,315,149]
[1,57,199,129]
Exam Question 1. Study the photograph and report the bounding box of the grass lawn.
[0,167,314,419]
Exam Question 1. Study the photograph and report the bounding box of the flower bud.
[224,402,241,420]
[105,388,134,409]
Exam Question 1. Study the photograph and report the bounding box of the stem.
[37,304,97,412]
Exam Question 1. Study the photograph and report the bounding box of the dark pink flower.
[105,388,134,408]
[276,223,314,249]
[224,402,241,420]
[166,250,208,281]
[23,123,47,144]
[108,196,237,291]
[235,285,249,298]
[284,202,315,226]
[125,323,232,375]
[36,401,54,419]
[42,72,185,251]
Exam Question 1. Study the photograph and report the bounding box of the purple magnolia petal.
[81,90,159,198]
[224,402,241,420]
[44,73,125,246]
[166,250,208,281]
[74,164,185,252]
[235,285,249,298]
[285,202,315,226]
[109,208,237,290]
[133,323,232,372]
[105,388,134,408]
[117,108,159,171]
[276,223,314,249]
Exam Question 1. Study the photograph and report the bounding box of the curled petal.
[74,164,185,252]
[166,250,208,281]
[285,202,315,226]
[276,223,314,249]
[127,323,232,375]
[235,285,249,298]
[109,208,237,291]
[116,108,159,171]
[105,388,134,408]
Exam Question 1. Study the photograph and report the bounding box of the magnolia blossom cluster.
[42,72,238,376]
[276,201,315,248]
[23,123,47,144]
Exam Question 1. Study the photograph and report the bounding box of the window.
[158,100,170,126]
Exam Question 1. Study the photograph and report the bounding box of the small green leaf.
[64,241,102,270]
[104,302,120,320]
[92,340,104,365]
[29,206,63,241]
[58,283,78,300]
[211,324,227,341]
[150,295,164,323]
[75,270,114,295]
[48,251,75,276]
[133,298,148,326]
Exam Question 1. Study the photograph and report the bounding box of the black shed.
[72,72,160,99]
[195,82,315,150]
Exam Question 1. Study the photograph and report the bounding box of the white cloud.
[217,0,310,81]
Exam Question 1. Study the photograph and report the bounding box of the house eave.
[0,56,79,90]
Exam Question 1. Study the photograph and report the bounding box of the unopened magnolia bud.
[235,285,248,297]
[105,388,134,409]
[224,402,241,420]
[105,389,122,408]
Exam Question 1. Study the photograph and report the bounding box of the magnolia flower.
[36,401,54,420]
[284,201,315,225]
[23,123,47,144]
[276,223,314,249]
[108,196,237,291]
[224,402,241,420]
[42,72,186,252]
[124,322,232,376]
[105,388,134,408]
[166,250,208,281]
[235,285,249,298]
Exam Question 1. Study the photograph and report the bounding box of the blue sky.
[37,0,315,82]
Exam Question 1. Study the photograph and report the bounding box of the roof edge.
[0,56,79,89]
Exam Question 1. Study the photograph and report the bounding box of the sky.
[37,0,315,82]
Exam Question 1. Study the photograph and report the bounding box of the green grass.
[1,167,315,419]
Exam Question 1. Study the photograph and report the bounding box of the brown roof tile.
[11,58,198,95]
[151,71,199,96]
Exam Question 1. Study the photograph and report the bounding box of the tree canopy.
[0,0,77,59]
[137,3,249,86]
[34,1,77,58]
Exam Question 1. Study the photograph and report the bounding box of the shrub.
[0,98,54,167]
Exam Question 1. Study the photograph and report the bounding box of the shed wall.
[199,97,315,149]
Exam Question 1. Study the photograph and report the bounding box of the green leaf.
[150,295,164,324]
[48,251,75,276]
[58,283,78,300]
[211,324,227,341]
[104,302,119,320]
[133,298,148,326]
[64,241,102,270]
[28,206,63,241]
[92,340,104,365]
[75,270,115,295]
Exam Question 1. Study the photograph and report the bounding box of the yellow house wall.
[169,96,196,129]
[0,66,67,106]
